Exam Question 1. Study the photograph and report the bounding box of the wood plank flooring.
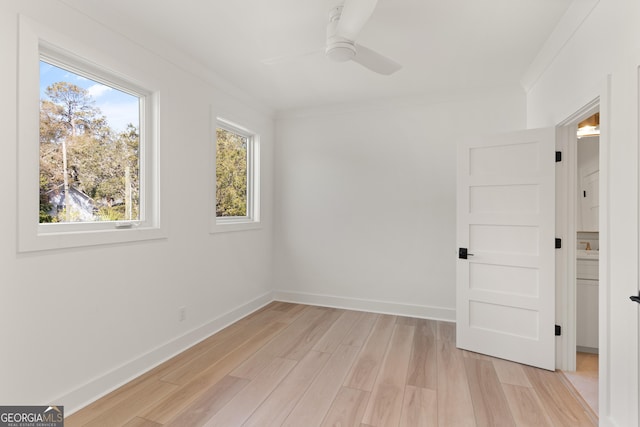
[561,352,599,418]
[66,303,597,427]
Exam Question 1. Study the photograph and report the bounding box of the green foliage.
[39,173,55,223]
[216,128,248,217]
[97,206,126,221]
[39,210,55,223]
[39,80,139,223]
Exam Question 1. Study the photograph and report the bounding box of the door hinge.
[555,238,562,249]
[555,325,562,336]
[555,151,562,162]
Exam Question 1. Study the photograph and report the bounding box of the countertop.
[577,249,599,260]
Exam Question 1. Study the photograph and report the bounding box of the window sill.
[210,219,261,234]
[19,224,168,252]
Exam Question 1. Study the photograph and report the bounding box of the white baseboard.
[272,290,456,322]
[58,291,273,415]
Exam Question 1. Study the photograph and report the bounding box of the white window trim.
[17,16,166,252]
[210,115,261,233]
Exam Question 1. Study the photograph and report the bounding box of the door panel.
[470,184,539,214]
[469,263,539,297]
[457,128,555,370]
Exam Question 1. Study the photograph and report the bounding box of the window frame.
[17,16,166,252]
[211,116,261,233]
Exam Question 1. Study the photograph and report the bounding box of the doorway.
[556,105,600,416]
[567,112,600,414]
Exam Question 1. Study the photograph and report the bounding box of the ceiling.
[60,0,573,112]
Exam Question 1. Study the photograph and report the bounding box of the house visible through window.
[39,60,140,223]
[216,122,255,220]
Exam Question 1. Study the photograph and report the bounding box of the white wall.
[273,89,526,320]
[578,137,600,170]
[526,0,640,425]
[0,1,274,413]
[577,136,599,232]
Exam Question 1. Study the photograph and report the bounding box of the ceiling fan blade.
[352,44,401,75]
[336,0,378,40]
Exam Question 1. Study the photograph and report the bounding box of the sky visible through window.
[39,61,139,133]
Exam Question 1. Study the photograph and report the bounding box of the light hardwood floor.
[562,352,599,416]
[67,303,597,426]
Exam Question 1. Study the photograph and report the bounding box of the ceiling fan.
[325,0,401,75]
[265,0,402,75]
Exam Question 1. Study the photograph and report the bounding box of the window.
[39,60,141,224]
[18,17,165,251]
[212,118,260,232]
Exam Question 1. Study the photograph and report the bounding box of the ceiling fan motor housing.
[326,41,356,62]
[325,5,356,62]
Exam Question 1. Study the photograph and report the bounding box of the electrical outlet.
[178,306,186,322]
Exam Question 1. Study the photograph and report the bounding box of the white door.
[456,128,556,370]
